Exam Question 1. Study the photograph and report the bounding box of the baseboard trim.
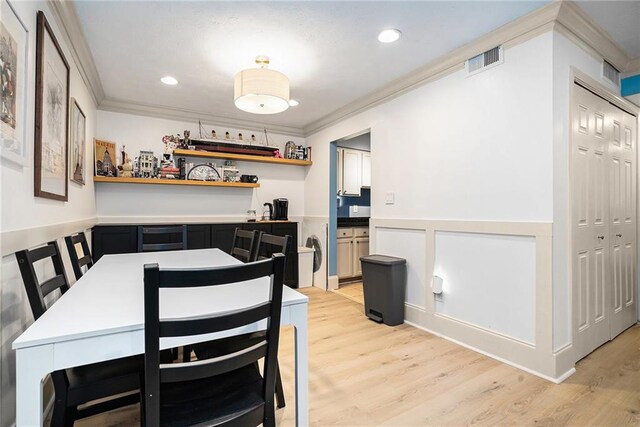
[404,319,572,383]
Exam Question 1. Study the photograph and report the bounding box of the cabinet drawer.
[353,227,369,237]
[337,228,353,238]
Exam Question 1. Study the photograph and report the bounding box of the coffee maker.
[272,198,288,220]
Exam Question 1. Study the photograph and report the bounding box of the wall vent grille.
[466,46,503,76]
[602,60,620,86]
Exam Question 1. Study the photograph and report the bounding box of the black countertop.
[337,217,370,227]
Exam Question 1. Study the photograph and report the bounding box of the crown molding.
[55,0,637,138]
[627,58,640,74]
[302,1,563,136]
[47,0,104,104]
[99,98,306,137]
[556,1,631,73]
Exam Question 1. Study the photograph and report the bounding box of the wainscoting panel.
[434,231,536,344]
[370,218,572,382]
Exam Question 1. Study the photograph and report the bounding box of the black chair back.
[15,241,70,320]
[143,254,286,426]
[230,228,260,262]
[64,231,93,280]
[257,234,291,262]
[137,225,187,252]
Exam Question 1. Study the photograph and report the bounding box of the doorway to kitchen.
[329,130,371,305]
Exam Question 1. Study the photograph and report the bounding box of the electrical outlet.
[353,205,359,213]
[385,192,395,205]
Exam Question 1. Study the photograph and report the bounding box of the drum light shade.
[234,57,290,114]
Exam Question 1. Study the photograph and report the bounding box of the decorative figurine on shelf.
[180,130,191,149]
[251,134,257,143]
[211,129,217,139]
[120,145,127,166]
[161,135,179,167]
[238,133,243,141]
[274,149,283,158]
[121,157,133,178]
[225,131,231,140]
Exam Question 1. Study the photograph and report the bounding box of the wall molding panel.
[370,218,575,382]
[1,217,97,257]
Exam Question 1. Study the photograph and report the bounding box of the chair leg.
[275,361,286,409]
[182,345,192,363]
[50,401,67,427]
[64,405,77,427]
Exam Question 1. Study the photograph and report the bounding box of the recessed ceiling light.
[161,76,178,85]
[378,29,401,43]
[288,99,299,107]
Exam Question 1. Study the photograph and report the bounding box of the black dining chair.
[193,231,291,408]
[142,254,286,427]
[64,231,93,281]
[257,233,291,262]
[137,225,187,252]
[230,228,261,262]
[15,241,143,427]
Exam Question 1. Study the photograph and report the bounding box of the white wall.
[551,31,623,351]
[304,32,556,376]
[306,32,553,302]
[95,111,306,222]
[0,1,98,424]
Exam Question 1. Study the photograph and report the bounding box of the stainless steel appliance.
[273,198,288,220]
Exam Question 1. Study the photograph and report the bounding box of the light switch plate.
[353,205,359,212]
[385,192,395,205]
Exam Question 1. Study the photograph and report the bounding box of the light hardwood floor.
[333,281,364,305]
[76,288,640,426]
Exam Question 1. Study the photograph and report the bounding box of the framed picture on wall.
[34,10,70,201]
[0,0,29,166]
[69,98,86,185]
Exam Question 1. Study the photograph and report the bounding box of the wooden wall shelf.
[93,176,259,188]
[174,149,312,166]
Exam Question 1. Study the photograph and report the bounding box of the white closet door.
[609,108,637,338]
[572,85,611,360]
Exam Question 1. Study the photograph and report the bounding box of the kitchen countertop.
[337,217,369,227]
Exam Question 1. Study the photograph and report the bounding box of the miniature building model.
[138,150,156,178]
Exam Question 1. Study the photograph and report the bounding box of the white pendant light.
[234,56,290,114]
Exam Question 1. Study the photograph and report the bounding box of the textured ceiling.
[74,1,554,130]
[576,1,640,59]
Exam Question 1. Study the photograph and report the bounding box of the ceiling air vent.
[466,46,503,76]
[602,60,620,86]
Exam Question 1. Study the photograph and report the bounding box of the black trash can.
[360,254,407,326]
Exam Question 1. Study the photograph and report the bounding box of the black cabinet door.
[270,223,299,288]
[211,224,239,254]
[187,225,211,249]
[92,226,137,262]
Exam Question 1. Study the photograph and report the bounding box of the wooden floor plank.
[74,288,640,427]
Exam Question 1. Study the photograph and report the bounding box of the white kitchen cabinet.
[336,147,343,196]
[337,227,369,279]
[353,237,369,276]
[341,149,362,196]
[336,237,354,279]
[337,148,366,196]
[361,152,371,188]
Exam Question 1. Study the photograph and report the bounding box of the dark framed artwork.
[0,0,29,165]
[34,10,70,201]
[69,98,86,185]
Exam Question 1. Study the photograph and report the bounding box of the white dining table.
[12,248,309,427]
